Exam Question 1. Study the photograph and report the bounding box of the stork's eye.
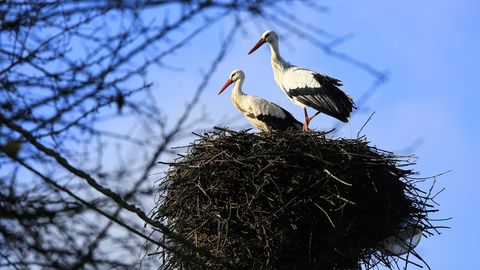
[265,33,270,39]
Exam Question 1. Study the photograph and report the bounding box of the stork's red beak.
[248,37,266,55]
[218,79,233,95]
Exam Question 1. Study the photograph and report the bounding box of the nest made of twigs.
[154,128,438,270]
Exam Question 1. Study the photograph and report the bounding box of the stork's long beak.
[248,37,266,55]
[218,79,233,95]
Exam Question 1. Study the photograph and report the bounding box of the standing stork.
[248,30,355,131]
[218,69,302,132]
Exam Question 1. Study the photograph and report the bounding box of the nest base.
[155,129,436,270]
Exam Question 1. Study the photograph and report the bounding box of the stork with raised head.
[248,30,355,131]
[218,69,302,132]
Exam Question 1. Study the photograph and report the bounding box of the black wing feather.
[287,73,354,122]
[256,105,302,131]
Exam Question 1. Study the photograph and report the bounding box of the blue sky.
[318,1,479,268]
[152,1,480,268]
[101,0,480,268]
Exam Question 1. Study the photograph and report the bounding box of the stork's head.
[218,69,245,95]
[248,30,278,55]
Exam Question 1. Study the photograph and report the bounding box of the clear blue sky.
[133,0,480,268]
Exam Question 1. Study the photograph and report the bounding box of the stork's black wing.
[283,68,355,122]
[256,105,302,131]
[248,96,302,131]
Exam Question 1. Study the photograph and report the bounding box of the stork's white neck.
[268,40,290,89]
[271,40,291,65]
[231,78,245,100]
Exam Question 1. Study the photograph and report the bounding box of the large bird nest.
[154,128,440,270]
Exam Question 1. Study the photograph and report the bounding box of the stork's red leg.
[302,107,309,131]
[308,111,321,122]
[303,120,309,132]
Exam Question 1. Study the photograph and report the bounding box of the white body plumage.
[248,30,355,129]
[218,70,302,132]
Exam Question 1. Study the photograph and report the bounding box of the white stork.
[218,69,302,132]
[248,30,355,131]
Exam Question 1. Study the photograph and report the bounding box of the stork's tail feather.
[280,108,303,131]
[313,92,354,123]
